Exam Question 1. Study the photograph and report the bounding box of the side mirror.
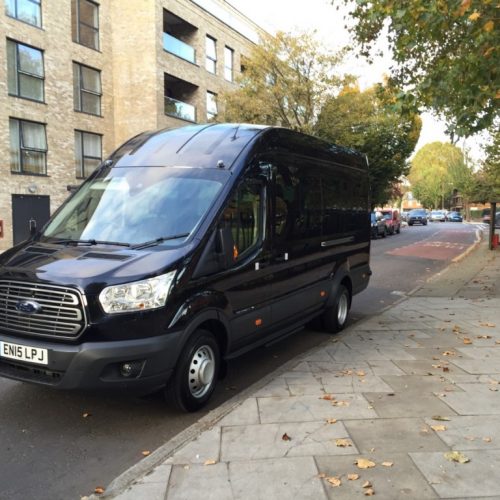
[216,227,235,269]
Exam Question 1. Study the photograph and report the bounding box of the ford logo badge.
[15,300,43,315]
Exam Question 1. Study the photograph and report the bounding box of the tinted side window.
[221,180,262,259]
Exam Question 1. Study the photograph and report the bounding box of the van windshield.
[42,166,225,246]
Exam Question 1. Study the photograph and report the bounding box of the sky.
[227,0,484,162]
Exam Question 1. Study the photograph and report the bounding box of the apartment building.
[0,0,263,250]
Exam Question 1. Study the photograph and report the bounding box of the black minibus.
[0,123,371,411]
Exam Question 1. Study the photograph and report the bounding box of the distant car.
[381,209,401,234]
[401,211,409,222]
[496,212,500,228]
[408,209,428,226]
[430,210,446,222]
[371,212,386,238]
[448,211,463,222]
[482,209,491,223]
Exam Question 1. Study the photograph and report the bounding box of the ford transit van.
[0,123,371,411]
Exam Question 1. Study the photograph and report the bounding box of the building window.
[73,62,101,115]
[75,130,102,178]
[5,0,41,27]
[71,0,99,50]
[224,46,233,82]
[206,91,217,121]
[9,118,47,175]
[205,36,217,74]
[7,40,44,102]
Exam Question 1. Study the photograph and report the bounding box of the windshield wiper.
[131,233,190,250]
[52,239,131,247]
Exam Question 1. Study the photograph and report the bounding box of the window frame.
[9,117,48,176]
[205,35,217,74]
[224,46,234,82]
[72,0,100,51]
[73,61,102,116]
[74,130,102,179]
[7,38,45,103]
[5,0,42,28]
[206,91,218,121]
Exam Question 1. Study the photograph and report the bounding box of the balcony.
[164,96,196,122]
[163,9,197,64]
[163,33,196,64]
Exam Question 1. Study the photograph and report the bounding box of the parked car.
[401,211,409,222]
[482,209,491,223]
[448,211,463,222]
[381,209,401,234]
[0,123,371,412]
[408,209,428,225]
[371,212,386,238]
[430,210,446,222]
[496,212,500,228]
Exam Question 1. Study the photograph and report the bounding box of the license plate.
[0,341,48,365]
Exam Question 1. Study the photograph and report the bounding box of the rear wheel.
[165,329,220,412]
[322,284,351,334]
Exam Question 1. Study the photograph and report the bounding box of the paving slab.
[218,398,260,426]
[221,421,356,461]
[344,418,450,453]
[315,452,438,499]
[393,360,470,376]
[438,386,500,416]
[382,375,464,394]
[423,415,500,450]
[449,358,500,374]
[165,427,220,465]
[229,457,327,500]
[257,394,378,424]
[410,450,500,498]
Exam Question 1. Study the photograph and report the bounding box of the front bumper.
[0,331,183,391]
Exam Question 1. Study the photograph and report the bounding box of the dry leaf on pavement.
[431,425,447,432]
[326,418,338,424]
[432,415,451,421]
[477,335,492,339]
[444,451,470,463]
[326,476,341,487]
[141,450,151,456]
[480,322,495,328]
[282,433,292,441]
[348,473,359,480]
[363,481,372,488]
[332,400,350,407]
[335,438,352,447]
[94,487,105,495]
[355,458,376,469]
[462,337,473,345]
[321,394,335,401]
[82,413,91,418]
[381,461,393,467]
[364,488,375,496]
[204,459,217,465]
[483,437,492,443]
[442,351,456,356]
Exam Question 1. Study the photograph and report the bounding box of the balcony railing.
[163,33,196,64]
[164,96,196,122]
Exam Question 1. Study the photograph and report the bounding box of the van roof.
[108,123,367,171]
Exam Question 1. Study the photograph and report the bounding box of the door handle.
[255,261,270,270]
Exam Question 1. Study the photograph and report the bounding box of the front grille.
[0,280,87,339]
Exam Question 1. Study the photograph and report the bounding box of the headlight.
[99,270,176,314]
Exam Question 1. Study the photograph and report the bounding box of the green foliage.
[315,83,422,206]
[335,0,499,137]
[220,31,348,134]
[472,130,500,202]
[409,142,467,208]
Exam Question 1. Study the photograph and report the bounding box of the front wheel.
[165,329,220,412]
[322,284,351,334]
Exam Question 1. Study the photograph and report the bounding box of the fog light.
[120,361,144,378]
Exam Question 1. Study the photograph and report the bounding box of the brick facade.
[0,0,262,250]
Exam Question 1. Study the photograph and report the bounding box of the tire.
[390,226,395,235]
[382,228,386,238]
[396,225,400,234]
[165,329,220,412]
[322,284,351,334]
[409,222,413,226]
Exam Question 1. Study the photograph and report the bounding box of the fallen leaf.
[364,488,375,496]
[484,20,494,32]
[356,370,366,377]
[489,387,498,392]
[496,340,500,345]
[321,394,335,401]
[335,438,352,447]
[363,481,372,488]
[282,433,292,441]
[444,451,470,463]
[94,487,105,495]
[326,476,342,487]
[82,413,91,418]
[432,356,440,360]
[204,459,217,465]
[382,461,393,467]
[348,473,359,480]
[480,322,495,328]
[332,400,350,407]
[326,418,338,424]
[183,465,190,470]
[464,436,476,441]
[477,335,492,339]
[431,425,447,432]
[141,450,151,457]
[442,351,456,356]
[369,448,376,452]
[356,458,376,469]
[432,415,451,421]
[443,367,450,372]
[483,437,492,443]
[462,337,473,345]
[317,473,326,479]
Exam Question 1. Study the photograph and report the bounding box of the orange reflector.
[233,245,239,260]
[320,291,326,297]
[255,318,262,326]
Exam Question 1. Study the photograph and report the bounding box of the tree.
[472,130,500,202]
[409,142,466,209]
[315,83,422,206]
[220,31,348,134]
[335,0,499,138]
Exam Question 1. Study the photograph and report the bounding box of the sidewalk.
[101,241,500,500]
